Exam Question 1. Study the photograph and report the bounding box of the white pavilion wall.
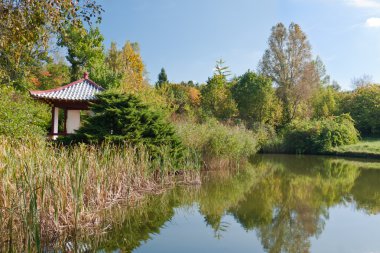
[66,110,81,134]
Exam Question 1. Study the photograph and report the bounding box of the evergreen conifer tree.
[64,92,184,161]
[156,68,169,88]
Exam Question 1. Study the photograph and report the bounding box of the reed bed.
[0,137,200,251]
[174,120,260,170]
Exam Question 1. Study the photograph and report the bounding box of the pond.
[64,155,380,253]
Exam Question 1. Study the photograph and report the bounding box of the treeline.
[0,1,379,154]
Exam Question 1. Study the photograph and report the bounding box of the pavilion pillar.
[64,109,68,135]
[52,106,59,140]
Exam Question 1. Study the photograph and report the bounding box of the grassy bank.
[328,138,380,158]
[262,137,380,159]
[0,137,199,251]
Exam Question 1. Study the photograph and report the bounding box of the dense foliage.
[281,115,359,154]
[232,71,282,127]
[158,83,201,117]
[0,87,50,138]
[312,86,337,119]
[339,85,380,135]
[258,23,320,123]
[0,0,102,90]
[58,24,105,81]
[201,75,237,121]
[64,92,184,160]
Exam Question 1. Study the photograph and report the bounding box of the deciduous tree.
[339,85,380,135]
[57,24,105,81]
[258,23,320,123]
[0,0,102,89]
[312,86,337,119]
[201,75,237,121]
[232,71,282,127]
[119,42,146,92]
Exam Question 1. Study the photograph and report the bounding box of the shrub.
[62,92,185,161]
[0,87,50,138]
[338,85,380,135]
[282,114,359,154]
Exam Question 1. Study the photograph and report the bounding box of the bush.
[175,119,259,169]
[62,92,185,161]
[281,114,359,154]
[338,85,380,135]
[0,87,50,138]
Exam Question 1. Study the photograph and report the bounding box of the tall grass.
[174,120,260,169]
[0,137,199,251]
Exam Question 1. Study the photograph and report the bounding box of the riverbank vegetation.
[0,137,199,250]
[262,114,360,154]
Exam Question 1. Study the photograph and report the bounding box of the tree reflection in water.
[44,155,380,253]
[229,155,360,253]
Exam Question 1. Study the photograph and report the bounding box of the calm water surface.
[89,155,380,253]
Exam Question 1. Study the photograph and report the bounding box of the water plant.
[0,137,199,251]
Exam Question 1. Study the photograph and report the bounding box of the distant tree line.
[0,0,379,147]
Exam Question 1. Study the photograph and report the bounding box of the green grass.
[174,119,260,169]
[332,138,380,156]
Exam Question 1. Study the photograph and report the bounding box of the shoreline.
[259,150,380,160]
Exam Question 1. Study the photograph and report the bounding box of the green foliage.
[201,75,237,121]
[64,92,184,160]
[103,41,146,91]
[339,85,380,135]
[58,24,105,81]
[175,119,259,169]
[31,58,71,90]
[281,114,359,153]
[157,83,201,117]
[88,60,123,89]
[312,86,337,119]
[0,0,102,89]
[232,71,282,127]
[156,68,169,88]
[0,87,50,138]
[259,23,319,124]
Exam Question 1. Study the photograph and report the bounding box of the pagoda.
[30,73,104,139]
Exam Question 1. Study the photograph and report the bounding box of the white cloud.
[366,17,380,27]
[346,0,380,8]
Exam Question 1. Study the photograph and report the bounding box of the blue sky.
[98,0,380,90]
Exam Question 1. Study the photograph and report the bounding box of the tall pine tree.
[156,68,169,88]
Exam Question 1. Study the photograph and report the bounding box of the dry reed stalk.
[0,137,200,251]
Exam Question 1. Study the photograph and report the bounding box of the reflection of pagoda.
[29,72,104,139]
